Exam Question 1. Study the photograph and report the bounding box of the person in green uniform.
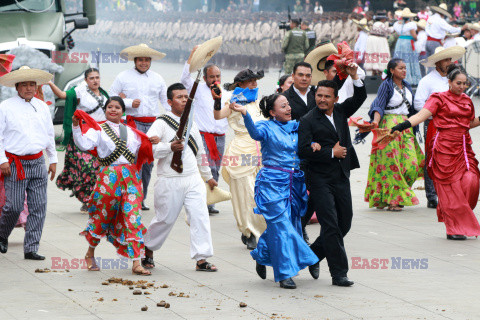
[282,19,309,75]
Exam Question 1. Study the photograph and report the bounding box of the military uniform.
[281,27,309,74]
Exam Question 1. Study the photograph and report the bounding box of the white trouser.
[144,174,213,261]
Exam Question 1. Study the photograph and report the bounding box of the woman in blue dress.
[229,94,319,289]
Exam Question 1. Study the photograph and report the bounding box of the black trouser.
[309,173,352,278]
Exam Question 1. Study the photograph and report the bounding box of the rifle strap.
[98,122,136,166]
[158,114,199,156]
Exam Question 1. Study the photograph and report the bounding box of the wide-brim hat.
[0,54,15,77]
[400,7,417,18]
[352,18,370,31]
[120,43,166,61]
[205,184,232,205]
[470,22,480,32]
[304,42,338,85]
[416,19,427,30]
[421,46,465,67]
[0,65,53,87]
[224,69,264,91]
[189,36,223,73]
[431,3,451,19]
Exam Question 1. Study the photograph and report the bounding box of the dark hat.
[224,69,264,91]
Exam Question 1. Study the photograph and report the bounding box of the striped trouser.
[0,157,48,253]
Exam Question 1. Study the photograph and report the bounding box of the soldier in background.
[282,19,309,74]
[301,20,317,55]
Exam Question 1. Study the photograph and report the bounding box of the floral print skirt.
[364,114,425,208]
[56,138,100,204]
[80,164,146,260]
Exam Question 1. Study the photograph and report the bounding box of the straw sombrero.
[416,19,427,30]
[469,22,480,32]
[421,46,466,67]
[120,43,166,61]
[304,42,338,85]
[205,184,232,206]
[189,36,223,73]
[352,18,370,31]
[431,3,451,19]
[400,7,417,18]
[0,65,53,87]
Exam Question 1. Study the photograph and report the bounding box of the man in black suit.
[298,63,366,287]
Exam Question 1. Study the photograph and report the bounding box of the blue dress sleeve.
[368,80,390,120]
[242,111,268,142]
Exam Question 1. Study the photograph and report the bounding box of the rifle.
[170,70,201,173]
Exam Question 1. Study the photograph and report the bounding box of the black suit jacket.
[298,84,367,181]
[282,85,317,121]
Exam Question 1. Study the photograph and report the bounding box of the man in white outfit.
[143,83,219,272]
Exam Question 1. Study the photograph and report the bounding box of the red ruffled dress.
[424,91,480,236]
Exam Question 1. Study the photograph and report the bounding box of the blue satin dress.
[243,112,319,282]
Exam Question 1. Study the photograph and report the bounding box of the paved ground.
[2,62,480,319]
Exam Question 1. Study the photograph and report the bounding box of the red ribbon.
[5,151,43,181]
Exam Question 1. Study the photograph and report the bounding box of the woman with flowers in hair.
[230,93,318,289]
[364,58,424,212]
[72,96,153,275]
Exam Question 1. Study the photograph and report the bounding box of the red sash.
[126,116,157,129]
[5,151,43,181]
[200,131,225,161]
[427,36,443,43]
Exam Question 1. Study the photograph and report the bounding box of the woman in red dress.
[391,64,480,240]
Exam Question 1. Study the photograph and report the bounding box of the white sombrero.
[0,65,53,87]
[189,36,223,73]
[400,8,417,18]
[416,19,427,30]
[304,42,338,85]
[120,43,166,61]
[205,184,232,206]
[421,46,465,67]
[431,3,451,19]
[352,18,370,32]
[469,22,480,32]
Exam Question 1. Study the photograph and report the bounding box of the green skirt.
[364,114,425,208]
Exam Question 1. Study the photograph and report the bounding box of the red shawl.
[327,42,354,80]
[73,110,153,171]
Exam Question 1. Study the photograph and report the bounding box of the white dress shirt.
[425,13,461,40]
[146,112,213,180]
[393,21,417,35]
[72,121,141,165]
[415,30,427,53]
[180,63,229,134]
[109,68,169,116]
[414,69,448,120]
[293,85,310,106]
[354,30,368,61]
[75,84,106,122]
[0,96,58,164]
[384,87,412,115]
[473,33,480,41]
[338,67,366,103]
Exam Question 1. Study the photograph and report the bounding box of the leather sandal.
[196,261,218,272]
[141,256,155,269]
[132,265,151,276]
[85,255,100,271]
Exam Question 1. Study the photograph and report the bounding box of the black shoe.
[309,262,319,279]
[246,235,257,250]
[0,237,7,254]
[256,262,266,279]
[447,234,467,240]
[241,234,247,245]
[24,252,45,260]
[208,207,219,215]
[332,276,354,287]
[279,277,296,289]
[302,226,311,245]
[427,200,438,209]
[141,201,150,211]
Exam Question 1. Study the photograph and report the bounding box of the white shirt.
[415,30,427,53]
[74,84,106,122]
[414,69,448,112]
[147,112,212,180]
[425,13,461,40]
[180,63,229,134]
[293,85,310,106]
[338,68,366,103]
[72,121,141,165]
[109,68,169,117]
[393,21,417,36]
[354,30,368,61]
[385,86,412,115]
[473,33,480,41]
[0,96,58,165]
[443,36,457,48]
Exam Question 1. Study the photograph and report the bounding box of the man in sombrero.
[414,45,466,210]
[110,44,168,211]
[0,66,58,260]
